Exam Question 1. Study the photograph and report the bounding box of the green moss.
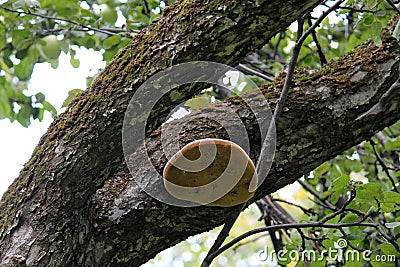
[169,90,184,101]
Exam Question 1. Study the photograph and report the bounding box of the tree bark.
[0,0,399,266]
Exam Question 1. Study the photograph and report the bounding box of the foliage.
[0,0,170,126]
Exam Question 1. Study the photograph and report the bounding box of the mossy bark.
[0,0,398,265]
[91,25,400,265]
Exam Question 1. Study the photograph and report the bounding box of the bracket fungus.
[163,138,258,207]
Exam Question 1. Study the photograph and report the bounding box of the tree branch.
[0,5,140,36]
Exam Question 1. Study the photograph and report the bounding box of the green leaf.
[41,35,61,59]
[276,250,291,265]
[363,14,375,26]
[12,0,26,9]
[365,0,378,9]
[11,28,31,49]
[385,136,400,152]
[379,244,400,256]
[381,191,400,212]
[330,174,350,191]
[70,57,80,68]
[330,190,342,205]
[356,182,383,202]
[309,259,326,267]
[374,11,386,17]
[99,4,118,24]
[0,90,12,119]
[103,35,122,49]
[14,57,35,81]
[321,191,332,199]
[48,58,59,69]
[344,259,363,267]
[16,104,33,127]
[62,89,83,108]
[370,21,383,47]
[383,191,400,203]
[341,213,359,223]
[35,92,45,103]
[103,47,119,62]
[42,100,57,117]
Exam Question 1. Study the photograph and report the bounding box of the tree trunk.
[0,0,399,265]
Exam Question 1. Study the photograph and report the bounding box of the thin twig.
[272,32,285,61]
[270,198,318,216]
[338,228,366,252]
[298,180,337,210]
[357,148,400,170]
[256,198,286,260]
[142,0,152,17]
[236,63,274,82]
[375,132,388,147]
[320,191,355,223]
[307,16,327,66]
[0,5,140,36]
[339,6,375,13]
[271,17,304,121]
[370,139,399,192]
[200,205,243,267]
[210,221,384,258]
[385,0,400,15]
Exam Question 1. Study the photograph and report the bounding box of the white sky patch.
[289,3,342,33]
[116,9,126,28]
[0,48,104,198]
[165,106,190,123]
[276,182,303,203]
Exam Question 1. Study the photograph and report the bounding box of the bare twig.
[270,198,317,216]
[209,221,387,258]
[320,191,355,223]
[142,0,152,18]
[236,63,274,82]
[200,204,243,267]
[272,32,285,61]
[375,132,388,147]
[307,16,327,66]
[370,139,399,192]
[298,180,337,210]
[338,228,366,252]
[256,198,286,262]
[339,6,375,14]
[0,5,140,36]
[385,0,400,15]
[357,147,400,170]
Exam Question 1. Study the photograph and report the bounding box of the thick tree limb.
[0,0,326,265]
[90,21,400,265]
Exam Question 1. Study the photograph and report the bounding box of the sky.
[0,49,105,197]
